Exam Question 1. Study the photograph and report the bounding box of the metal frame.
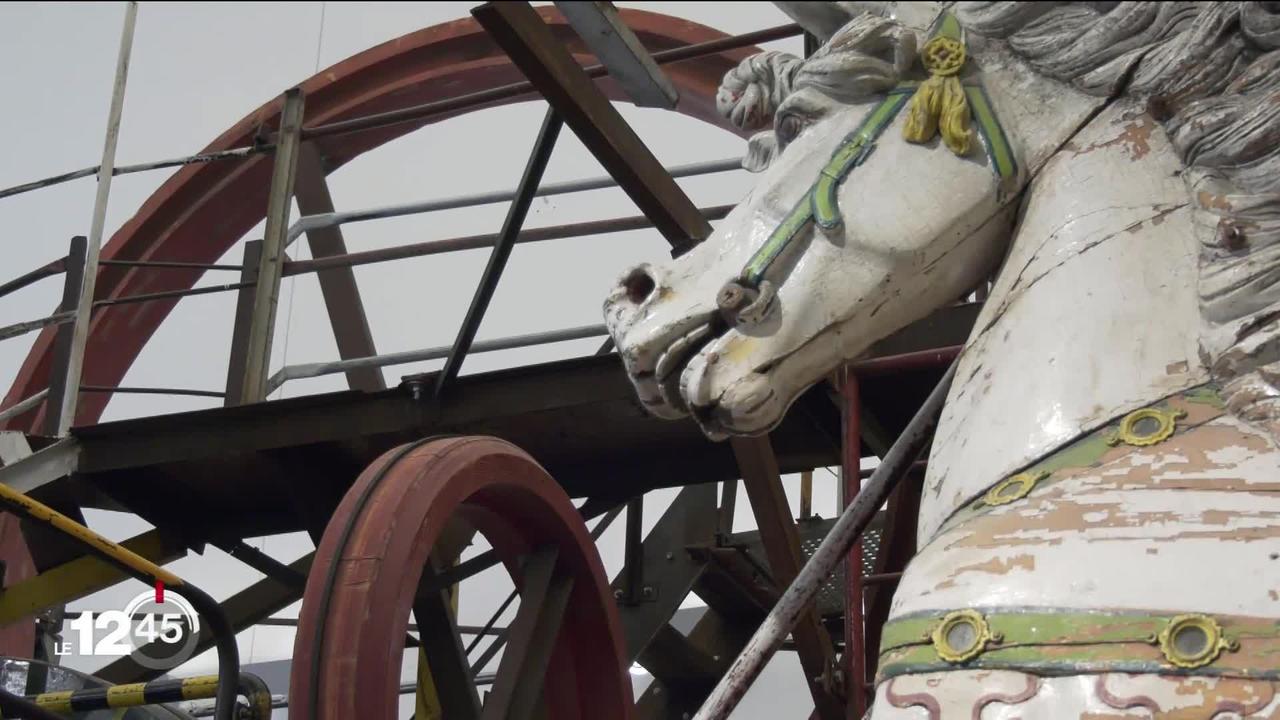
[0,4,983,716]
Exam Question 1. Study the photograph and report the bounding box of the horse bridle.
[716,11,1018,327]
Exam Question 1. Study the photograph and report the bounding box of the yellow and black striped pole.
[0,485,242,720]
[28,673,271,719]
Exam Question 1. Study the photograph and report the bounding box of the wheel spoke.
[480,546,574,720]
[414,561,482,720]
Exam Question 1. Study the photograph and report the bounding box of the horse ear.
[773,2,886,42]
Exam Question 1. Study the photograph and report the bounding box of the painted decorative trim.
[930,609,1000,663]
[877,607,1276,682]
[938,384,1225,534]
[1106,407,1187,447]
[981,470,1048,506]
[736,10,1016,291]
[1156,614,1239,669]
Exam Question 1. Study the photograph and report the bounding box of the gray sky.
[0,3,846,717]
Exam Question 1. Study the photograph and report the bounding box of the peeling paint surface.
[921,97,1209,541]
[874,672,1280,718]
[896,413,1280,618]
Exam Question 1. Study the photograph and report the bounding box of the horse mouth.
[653,323,715,416]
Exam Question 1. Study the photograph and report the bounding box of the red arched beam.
[2,7,756,431]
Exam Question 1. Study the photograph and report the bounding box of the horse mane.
[959,1,1280,437]
[718,2,1280,436]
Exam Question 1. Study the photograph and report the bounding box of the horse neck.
[916,97,1212,541]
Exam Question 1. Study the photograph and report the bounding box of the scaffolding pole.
[50,1,137,436]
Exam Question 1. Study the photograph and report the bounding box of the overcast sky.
[0,3,847,717]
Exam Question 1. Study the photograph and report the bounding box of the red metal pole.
[839,366,867,715]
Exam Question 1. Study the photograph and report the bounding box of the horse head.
[603,3,1088,438]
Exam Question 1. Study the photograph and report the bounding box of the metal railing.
[0,18,797,432]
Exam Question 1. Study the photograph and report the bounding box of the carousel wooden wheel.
[289,436,633,719]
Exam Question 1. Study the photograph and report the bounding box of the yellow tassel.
[903,75,942,144]
[902,35,973,156]
[938,75,972,155]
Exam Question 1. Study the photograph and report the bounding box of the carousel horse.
[604,1,1280,715]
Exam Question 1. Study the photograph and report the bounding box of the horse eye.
[776,114,806,147]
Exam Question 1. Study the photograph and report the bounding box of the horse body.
[604,1,1280,715]
[878,95,1280,717]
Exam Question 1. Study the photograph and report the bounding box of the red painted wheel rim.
[289,436,632,719]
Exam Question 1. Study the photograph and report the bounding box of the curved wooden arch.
[290,436,633,719]
[1,7,755,430]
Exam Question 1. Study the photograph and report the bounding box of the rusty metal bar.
[0,258,66,300]
[235,88,305,404]
[852,345,962,376]
[415,562,482,719]
[293,143,385,392]
[0,24,796,204]
[79,386,225,399]
[268,322,604,392]
[693,359,959,720]
[0,144,270,202]
[729,435,842,720]
[284,157,739,246]
[283,204,734,277]
[42,237,89,435]
[622,495,644,605]
[0,389,49,425]
[863,571,903,586]
[465,505,621,671]
[224,241,262,406]
[838,369,867,715]
[0,311,74,343]
[434,108,562,397]
[798,470,812,520]
[480,547,573,720]
[472,1,711,249]
[91,282,252,308]
[51,3,136,437]
[301,23,803,141]
[98,259,242,271]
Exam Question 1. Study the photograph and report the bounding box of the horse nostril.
[622,268,657,305]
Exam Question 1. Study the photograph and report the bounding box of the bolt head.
[717,283,745,311]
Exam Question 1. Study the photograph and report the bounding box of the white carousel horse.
[604,1,1280,715]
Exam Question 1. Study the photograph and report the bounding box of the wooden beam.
[730,435,843,720]
[292,143,385,392]
[471,1,711,250]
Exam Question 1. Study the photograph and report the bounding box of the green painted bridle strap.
[737,13,1018,290]
[741,88,914,286]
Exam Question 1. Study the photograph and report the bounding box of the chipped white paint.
[601,1,1280,715]
[920,97,1207,538]
[878,672,1280,717]
[603,6,1101,438]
